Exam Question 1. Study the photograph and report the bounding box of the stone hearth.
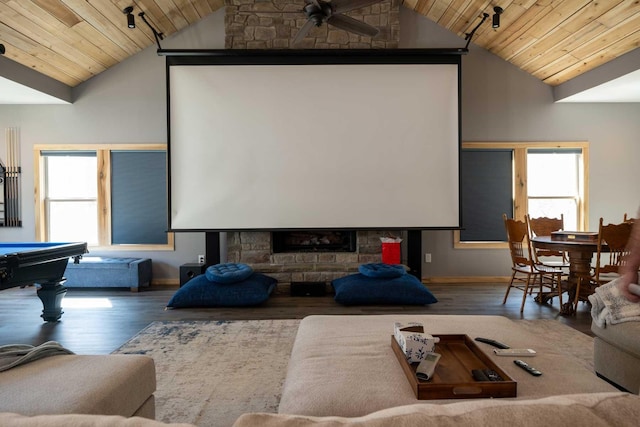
[227,230,401,287]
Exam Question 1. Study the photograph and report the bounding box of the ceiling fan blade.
[327,14,379,37]
[292,19,317,46]
[331,0,383,14]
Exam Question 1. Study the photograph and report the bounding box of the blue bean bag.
[167,272,277,308]
[358,263,406,278]
[331,273,437,306]
[205,262,254,283]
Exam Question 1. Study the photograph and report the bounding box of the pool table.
[0,242,88,321]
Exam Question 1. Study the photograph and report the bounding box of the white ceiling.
[0,76,69,105]
[555,69,640,103]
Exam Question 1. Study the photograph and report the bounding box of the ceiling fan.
[292,0,384,46]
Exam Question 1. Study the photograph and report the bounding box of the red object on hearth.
[381,242,401,264]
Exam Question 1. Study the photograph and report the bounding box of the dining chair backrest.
[503,214,532,267]
[526,214,567,262]
[594,218,634,284]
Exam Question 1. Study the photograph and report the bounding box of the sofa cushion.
[358,263,406,279]
[0,355,155,417]
[234,392,640,427]
[591,320,640,358]
[205,263,254,284]
[0,412,195,427]
[166,273,277,308]
[331,273,437,305]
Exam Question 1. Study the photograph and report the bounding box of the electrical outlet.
[424,253,432,263]
[198,254,205,264]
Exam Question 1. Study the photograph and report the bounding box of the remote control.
[415,352,441,381]
[474,337,510,349]
[494,348,536,356]
[472,369,504,382]
[629,283,640,297]
[514,359,542,376]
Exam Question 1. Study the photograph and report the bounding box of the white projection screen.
[166,50,462,231]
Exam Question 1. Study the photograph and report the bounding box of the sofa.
[591,319,640,394]
[1,392,640,426]
[0,354,156,419]
[3,314,639,426]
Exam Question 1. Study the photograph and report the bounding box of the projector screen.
[166,50,462,231]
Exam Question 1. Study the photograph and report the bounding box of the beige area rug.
[114,319,300,427]
[114,318,593,427]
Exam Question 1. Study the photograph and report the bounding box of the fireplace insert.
[272,231,356,253]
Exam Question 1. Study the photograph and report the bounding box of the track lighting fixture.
[464,13,489,49]
[492,6,503,29]
[138,11,164,50]
[123,6,135,29]
[0,44,5,55]
[121,6,164,50]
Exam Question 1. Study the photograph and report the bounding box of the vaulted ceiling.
[0,0,638,89]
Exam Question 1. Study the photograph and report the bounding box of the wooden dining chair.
[591,218,633,287]
[526,214,570,270]
[502,214,564,312]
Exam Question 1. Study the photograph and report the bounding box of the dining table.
[530,234,601,315]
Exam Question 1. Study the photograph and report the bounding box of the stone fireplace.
[226,230,402,289]
[272,230,357,253]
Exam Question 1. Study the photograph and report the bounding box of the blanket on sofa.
[589,278,640,327]
[0,341,74,372]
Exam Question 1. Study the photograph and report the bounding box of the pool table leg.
[36,280,67,322]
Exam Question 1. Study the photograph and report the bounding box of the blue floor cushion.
[205,262,253,283]
[358,263,406,278]
[332,273,438,306]
[167,272,277,308]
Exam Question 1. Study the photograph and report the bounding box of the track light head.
[0,44,5,55]
[123,6,135,29]
[492,6,503,29]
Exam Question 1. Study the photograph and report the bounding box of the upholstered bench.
[0,354,156,418]
[64,257,152,292]
[278,315,618,417]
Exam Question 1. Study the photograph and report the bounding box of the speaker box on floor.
[180,263,206,287]
[290,281,327,297]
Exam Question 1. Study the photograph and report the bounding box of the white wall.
[1,7,639,281]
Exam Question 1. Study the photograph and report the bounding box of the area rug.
[114,318,593,427]
[114,319,300,427]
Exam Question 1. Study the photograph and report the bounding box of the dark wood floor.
[0,283,595,355]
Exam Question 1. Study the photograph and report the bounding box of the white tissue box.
[393,322,440,363]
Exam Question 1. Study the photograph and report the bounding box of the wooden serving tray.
[391,334,517,400]
[551,231,598,242]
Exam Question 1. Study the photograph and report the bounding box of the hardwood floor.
[0,282,595,355]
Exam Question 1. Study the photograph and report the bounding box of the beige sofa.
[4,314,639,426]
[0,354,156,418]
[591,319,640,394]
[1,392,640,426]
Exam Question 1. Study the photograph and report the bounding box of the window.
[527,149,582,231]
[43,152,98,244]
[455,142,589,248]
[34,145,173,250]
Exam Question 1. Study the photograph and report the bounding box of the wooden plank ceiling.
[0,0,638,88]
